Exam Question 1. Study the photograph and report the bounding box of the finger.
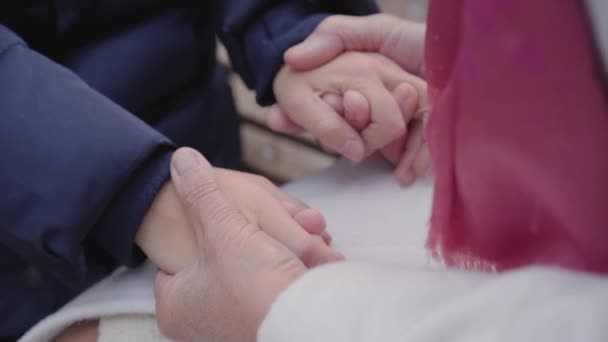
[321,93,345,115]
[381,138,405,165]
[321,231,332,245]
[369,151,386,160]
[271,190,328,236]
[356,80,406,154]
[170,148,252,245]
[257,204,342,267]
[394,83,419,123]
[285,14,425,75]
[415,104,431,123]
[343,89,371,131]
[293,209,326,236]
[266,105,304,134]
[280,85,365,162]
[239,174,333,262]
[284,32,345,71]
[372,59,428,113]
[394,120,425,186]
[382,82,421,165]
[285,15,399,70]
[248,176,328,235]
[413,143,431,177]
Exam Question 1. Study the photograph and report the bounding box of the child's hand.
[321,90,430,187]
[268,51,429,186]
[137,155,340,275]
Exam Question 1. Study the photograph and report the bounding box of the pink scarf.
[425,0,608,272]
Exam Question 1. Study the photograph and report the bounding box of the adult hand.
[137,166,339,275]
[154,148,311,341]
[285,14,426,76]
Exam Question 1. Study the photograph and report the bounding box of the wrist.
[136,181,197,274]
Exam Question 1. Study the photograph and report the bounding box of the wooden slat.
[240,124,335,182]
[229,74,319,145]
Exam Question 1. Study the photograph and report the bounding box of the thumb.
[284,32,344,71]
[154,270,182,340]
[285,14,425,75]
[170,148,252,246]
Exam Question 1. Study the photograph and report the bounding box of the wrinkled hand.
[155,148,313,342]
[214,167,338,265]
[138,153,340,275]
[285,14,426,77]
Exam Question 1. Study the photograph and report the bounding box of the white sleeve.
[258,262,608,342]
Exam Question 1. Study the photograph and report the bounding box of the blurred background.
[379,0,428,21]
[226,0,428,183]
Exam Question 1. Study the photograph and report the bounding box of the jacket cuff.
[92,148,174,267]
[220,1,379,107]
[244,11,329,106]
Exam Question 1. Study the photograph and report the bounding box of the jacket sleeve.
[258,262,608,342]
[216,0,379,106]
[0,25,175,288]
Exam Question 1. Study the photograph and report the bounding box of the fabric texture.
[21,161,608,342]
[260,262,608,342]
[19,263,158,341]
[217,0,378,105]
[19,160,434,341]
[425,0,608,272]
[1,1,378,337]
[98,315,169,342]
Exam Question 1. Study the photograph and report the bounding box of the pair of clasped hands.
[151,15,427,342]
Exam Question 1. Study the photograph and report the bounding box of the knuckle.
[208,203,238,226]
[204,203,253,242]
[221,222,259,249]
[182,180,220,210]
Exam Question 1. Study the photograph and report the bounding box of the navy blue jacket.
[0,0,377,338]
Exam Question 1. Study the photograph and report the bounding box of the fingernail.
[397,170,415,187]
[333,251,346,261]
[321,231,333,245]
[172,149,202,175]
[294,208,321,222]
[295,208,326,233]
[341,139,364,162]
